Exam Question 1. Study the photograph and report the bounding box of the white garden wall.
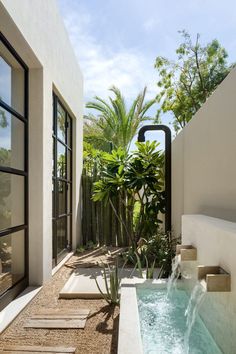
[172,68,236,236]
[182,214,236,354]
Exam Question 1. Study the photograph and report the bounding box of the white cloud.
[62,10,158,104]
[143,18,160,33]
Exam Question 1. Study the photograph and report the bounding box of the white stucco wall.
[172,68,236,237]
[0,0,83,284]
[182,214,236,354]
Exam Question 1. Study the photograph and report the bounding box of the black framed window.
[52,94,72,266]
[0,32,28,310]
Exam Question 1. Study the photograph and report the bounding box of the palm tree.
[84,86,156,152]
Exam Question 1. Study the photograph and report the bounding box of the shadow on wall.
[198,206,236,224]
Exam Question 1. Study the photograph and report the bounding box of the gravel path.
[0,254,119,354]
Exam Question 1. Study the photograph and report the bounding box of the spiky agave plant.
[133,251,157,279]
[95,258,127,305]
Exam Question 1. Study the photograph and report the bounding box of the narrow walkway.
[0,253,119,354]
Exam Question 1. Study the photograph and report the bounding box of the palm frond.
[85,86,154,151]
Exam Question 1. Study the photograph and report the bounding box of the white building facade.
[0,0,83,310]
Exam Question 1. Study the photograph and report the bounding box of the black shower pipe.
[137,125,171,233]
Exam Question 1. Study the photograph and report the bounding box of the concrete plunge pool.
[118,279,222,354]
[118,215,236,354]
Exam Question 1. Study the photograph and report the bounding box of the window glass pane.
[57,142,66,178]
[67,215,71,248]
[58,181,66,216]
[52,137,55,176]
[67,116,72,148]
[57,102,66,142]
[67,150,71,181]
[0,108,24,170]
[56,217,66,254]
[52,179,55,218]
[0,230,25,296]
[67,183,71,214]
[0,42,24,115]
[52,220,56,259]
[0,172,24,230]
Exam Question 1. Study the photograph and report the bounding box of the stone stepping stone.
[2,345,76,353]
[59,268,108,299]
[24,309,89,329]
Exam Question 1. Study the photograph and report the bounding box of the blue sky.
[57,0,236,146]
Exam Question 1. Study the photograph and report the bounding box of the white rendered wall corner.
[172,68,236,236]
[0,0,83,285]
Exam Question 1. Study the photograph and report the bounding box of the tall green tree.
[155,30,234,133]
[84,86,155,152]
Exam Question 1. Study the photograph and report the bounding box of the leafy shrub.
[92,141,165,247]
[122,231,180,277]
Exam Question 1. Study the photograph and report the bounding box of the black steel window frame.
[0,32,28,310]
[52,93,72,266]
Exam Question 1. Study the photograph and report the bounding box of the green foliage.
[0,151,11,229]
[83,142,104,177]
[95,258,127,305]
[92,141,165,246]
[57,154,65,178]
[122,231,180,277]
[155,30,234,133]
[84,86,156,152]
[133,251,156,279]
[76,240,97,254]
[0,148,11,167]
[0,100,7,128]
[76,245,85,254]
[92,147,128,204]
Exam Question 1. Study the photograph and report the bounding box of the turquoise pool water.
[137,288,222,354]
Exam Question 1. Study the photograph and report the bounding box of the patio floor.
[0,251,120,354]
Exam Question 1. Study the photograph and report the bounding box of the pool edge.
[118,279,168,354]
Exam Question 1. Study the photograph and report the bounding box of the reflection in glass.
[57,142,66,178]
[0,230,25,295]
[67,184,71,213]
[52,96,73,263]
[0,44,24,115]
[52,138,55,176]
[52,180,55,218]
[0,57,10,105]
[58,181,66,216]
[67,151,71,181]
[0,172,24,230]
[57,103,66,142]
[0,108,24,170]
[67,216,71,248]
[67,116,72,147]
[56,217,66,254]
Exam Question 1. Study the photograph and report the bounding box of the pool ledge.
[118,279,168,354]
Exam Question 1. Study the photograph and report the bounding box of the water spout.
[176,244,197,261]
[198,265,231,292]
